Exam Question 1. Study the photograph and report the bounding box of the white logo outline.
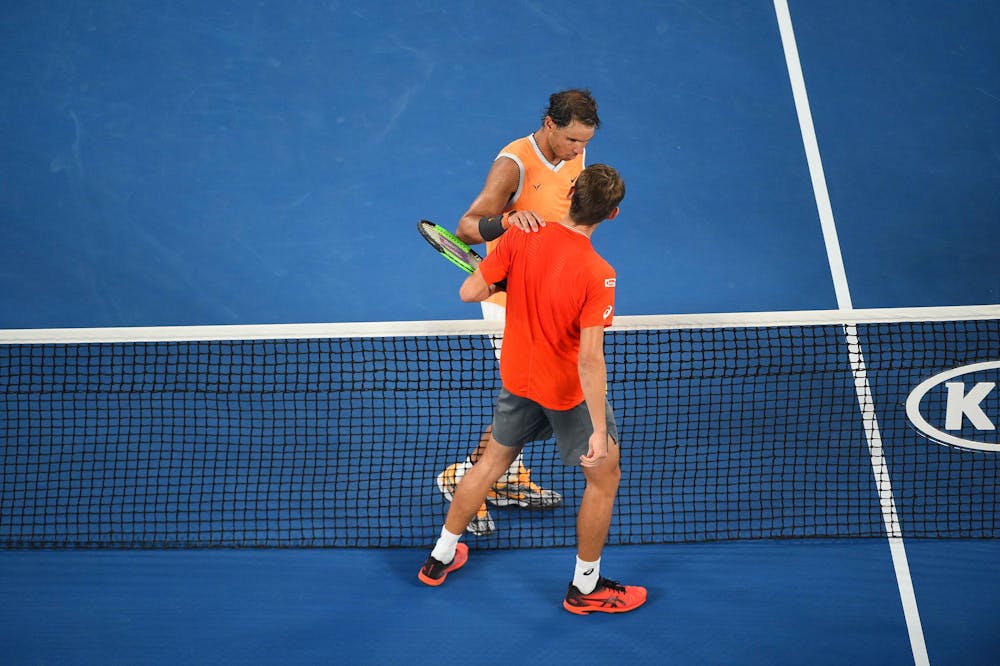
[905,360,1000,452]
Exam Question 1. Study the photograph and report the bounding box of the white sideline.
[774,2,930,664]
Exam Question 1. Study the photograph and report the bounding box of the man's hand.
[505,210,546,233]
[579,431,608,467]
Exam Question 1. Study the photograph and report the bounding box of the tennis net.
[2,306,998,549]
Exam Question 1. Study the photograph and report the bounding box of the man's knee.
[583,437,620,484]
[583,461,620,492]
[478,438,520,475]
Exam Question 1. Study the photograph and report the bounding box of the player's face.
[549,119,595,161]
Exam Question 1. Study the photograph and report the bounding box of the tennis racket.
[418,220,483,274]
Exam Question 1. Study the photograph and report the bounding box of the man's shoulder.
[497,135,533,156]
[583,246,615,277]
[548,229,615,281]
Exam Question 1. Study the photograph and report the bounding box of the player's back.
[496,223,614,410]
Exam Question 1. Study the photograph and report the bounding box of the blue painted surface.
[1,2,998,664]
[3,2,995,328]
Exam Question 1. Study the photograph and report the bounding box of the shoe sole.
[486,494,563,509]
[563,595,647,615]
[418,543,469,587]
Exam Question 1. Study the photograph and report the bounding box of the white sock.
[431,526,462,564]
[573,556,601,594]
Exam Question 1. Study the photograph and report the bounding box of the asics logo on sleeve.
[603,305,613,320]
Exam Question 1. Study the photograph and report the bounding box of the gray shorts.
[491,387,620,466]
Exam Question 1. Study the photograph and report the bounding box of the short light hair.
[569,164,625,226]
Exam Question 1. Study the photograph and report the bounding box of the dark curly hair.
[543,89,600,129]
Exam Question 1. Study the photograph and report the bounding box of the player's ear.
[566,185,575,200]
[606,207,620,221]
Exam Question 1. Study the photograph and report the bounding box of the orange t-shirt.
[484,134,586,307]
[479,222,615,410]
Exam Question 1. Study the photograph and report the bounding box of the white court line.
[773,2,930,665]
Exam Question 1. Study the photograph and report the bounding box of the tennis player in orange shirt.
[419,164,647,615]
[436,89,600,536]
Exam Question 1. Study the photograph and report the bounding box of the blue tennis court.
[2,2,998,664]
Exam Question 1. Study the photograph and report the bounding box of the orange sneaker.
[418,543,469,587]
[562,577,647,615]
[488,462,562,509]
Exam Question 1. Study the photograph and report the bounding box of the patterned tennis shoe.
[418,542,469,586]
[563,577,648,615]
[436,463,496,536]
[436,462,466,502]
[487,463,562,509]
[466,503,495,536]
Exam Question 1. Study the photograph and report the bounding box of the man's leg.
[418,436,520,586]
[435,427,499,536]
[444,435,520,536]
[577,437,621,561]
[563,438,647,615]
